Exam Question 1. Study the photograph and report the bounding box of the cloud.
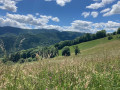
[82,11,98,18]
[40,15,60,22]
[100,8,110,13]
[64,20,93,32]
[86,0,115,9]
[81,12,90,18]
[93,21,120,32]
[0,13,119,33]
[45,0,72,6]
[103,1,120,16]
[35,13,39,16]
[0,0,21,12]
[0,17,30,29]
[56,0,71,6]
[91,11,99,18]
[6,13,60,27]
[51,17,60,22]
[0,13,60,30]
[63,20,120,33]
[35,25,63,31]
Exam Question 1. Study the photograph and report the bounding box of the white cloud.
[40,15,60,22]
[91,11,99,18]
[86,0,115,9]
[7,13,45,26]
[93,21,120,32]
[82,12,90,18]
[82,11,99,18]
[65,20,93,32]
[6,13,60,27]
[0,13,60,30]
[35,25,63,31]
[103,1,120,16]
[0,17,30,29]
[45,0,72,6]
[0,0,21,12]
[63,20,120,33]
[56,0,71,6]
[86,3,104,9]
[100,8,110,13]
[0,13,119,33]
[36,13,39,16]
[51,17,60,22]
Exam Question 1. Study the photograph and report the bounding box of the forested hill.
[2,28,120,63]
[0,26,84,57]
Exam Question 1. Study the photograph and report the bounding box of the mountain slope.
[0,34,120,89]
[0,26,84,57]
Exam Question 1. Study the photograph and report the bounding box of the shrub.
[33,58,37,61]
[117,28,120,34]
[113,31,117,35]
[26,58,33,62]
[2,56,9,63]
[116,36,120,39]
[74,46,80,55]
[62,46,70,56]
[19,58,26,63]
[108,36,113,40]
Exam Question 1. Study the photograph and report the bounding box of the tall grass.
[0,46,120,90]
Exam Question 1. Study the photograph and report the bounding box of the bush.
[5,61,14,65]
[117,28,120,34]
[27,58,33,62]
[2,56,9,63]
[96,30,106,39]
[113,31,117,35]
[74,46,80,55]
[33,58,37,61]
[62,46,70,56]
[19,58,26,63]
[108,36,113,40]
[116,36,120,39]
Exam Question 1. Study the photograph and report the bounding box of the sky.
[0,0,120,33]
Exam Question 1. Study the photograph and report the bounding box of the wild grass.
[0,36,120,90]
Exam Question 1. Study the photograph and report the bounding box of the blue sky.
[0,0,120,33]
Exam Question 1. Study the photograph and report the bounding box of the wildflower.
[49,77,52,79]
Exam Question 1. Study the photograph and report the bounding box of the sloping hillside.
[0,35,120,89]
[59,34,120,56]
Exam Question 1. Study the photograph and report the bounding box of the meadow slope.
[0,35,120,90]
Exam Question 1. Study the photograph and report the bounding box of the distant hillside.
[0,26,84,57]
[59,34,120,56]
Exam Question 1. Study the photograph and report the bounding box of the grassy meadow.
[0,35,120,90]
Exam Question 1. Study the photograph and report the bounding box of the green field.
[0,35,120,90]
[59,35,120,56]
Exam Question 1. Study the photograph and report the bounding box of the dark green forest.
[0,26,84,57]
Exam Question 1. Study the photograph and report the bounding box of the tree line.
[3,46,59,63]
[54,30,107,50]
